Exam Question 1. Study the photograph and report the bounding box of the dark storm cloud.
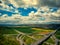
[38,0,60,7]
[1,0,60,8]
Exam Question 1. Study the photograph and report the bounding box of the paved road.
[15,30,38,40]
[31,27,60,45]
[15,27,60,45]
[16,34,25,45]
[52,35,60,45]
[15,30,38,45]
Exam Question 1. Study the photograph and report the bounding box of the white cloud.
[9,0,19,7]
[22,0,38,6]
[51,12,60,17]
[0,2,9,9]
[29,11,35,17]
[0,5,60,24]
[2,0,60,9]
[40,6,49,12]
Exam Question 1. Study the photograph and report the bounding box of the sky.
[0,0,60,25]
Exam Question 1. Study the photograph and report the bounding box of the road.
[14,27,60,45]
[31,27,60,45]
[15,30,38,40]
[15,30,38,45]
[52,35,59,45]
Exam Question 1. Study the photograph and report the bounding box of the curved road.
[15,30,38,45]
[31,27,60,45]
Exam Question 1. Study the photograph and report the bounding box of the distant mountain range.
[0,24,60,29]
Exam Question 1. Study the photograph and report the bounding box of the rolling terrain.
[0,24,60,45]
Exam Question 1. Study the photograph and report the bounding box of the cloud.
[1,0,60,9]
[0,6,60,24]
[16,0,60,7]
[22,0,38,6]
[8,0,19,7]
[0,2,9,9]
[0,0,60,24]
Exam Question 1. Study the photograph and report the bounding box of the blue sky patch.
[50,7,58,12]
[0,9,17,16]
[18,7,37,16]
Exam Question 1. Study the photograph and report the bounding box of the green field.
[0,34,20,45]
[0,27,18,34]
[0,27,54,34]
[0,26,59,45]
[55,28,60,39]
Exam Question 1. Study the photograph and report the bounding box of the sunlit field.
[0,26,60,45]
[0,0,60,45]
